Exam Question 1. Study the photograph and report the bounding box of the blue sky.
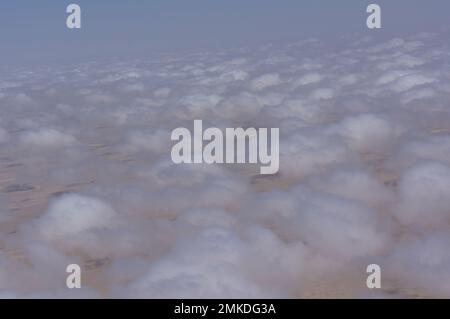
[0,0,449,65]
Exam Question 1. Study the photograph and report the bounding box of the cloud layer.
[1,29,450,298]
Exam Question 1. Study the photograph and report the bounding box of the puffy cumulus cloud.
[366,37,407,54]
[32,193,118,241]
[401,88,436,104]
[375,69,411,86]
[338,74,359,86]
[386,232,450,297]
[249,73,281,91]
[309,88,334,100]
[292,72,323,87]
[179,93,223,118]
[1,29,450,298]
[135,162,250,219]
[84,93,116,105]
[153,87,171,99]
[240,190,302,241]
[125,129,170,155]
[116,228,267,298]
[327,114,398,154]
[241,187,391,260]
[393,162,450,230]
[12,93,34,106]
[0,241,98,297]
[19,129,78,148]
[391,74,436,93]
[176,208,237,229]
[116,226,305,298]
[297,193,391,259]
[276,99,321,123]
[219,69,249,82]
[387,135,450,170]
[217,92,263,120]
[280,132,355,180]
[121,83,145,93]
[308,168,394,208]
[18,193,174,260]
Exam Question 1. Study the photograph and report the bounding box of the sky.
[0,0,449,65]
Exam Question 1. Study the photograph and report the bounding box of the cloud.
[280,132,354,179]
[308,168,393,208]
[292,72,323,87]
[126,129,170,155]
[1,28,450,298]
[12,93,34,106]
[33,193,119,241]
[298,193,391,259]
[85,93,116,105]
[153,88,171,98]
[401,88,436,104]
[386,232,450,297]
[117,226,305,298]
[20,129,78,148]
[393,162,450,230]
[309,88,334,100]
[328,114,398,153]
[391,74,436,93]
[249,73,281,91]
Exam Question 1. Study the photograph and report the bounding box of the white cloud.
[309,88,334,100]
[20,129,78,148]
[328,114,397,153]
[249,73,281,91]
[34,193,118,241]
[1,29,450,298]
[391,74,436,92]
[292,72,323,87]
[393,162,450,229]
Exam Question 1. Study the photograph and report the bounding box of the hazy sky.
[0,0,449,65]
[2,0,450,300]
